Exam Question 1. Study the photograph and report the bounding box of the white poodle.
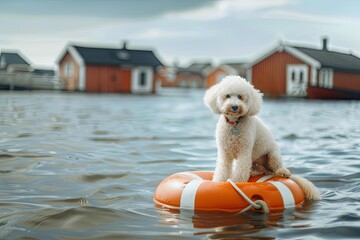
[204,76,320,200]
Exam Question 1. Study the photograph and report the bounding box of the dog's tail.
[290,175,321,200]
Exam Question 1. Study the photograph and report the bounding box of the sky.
[1,0,360,69]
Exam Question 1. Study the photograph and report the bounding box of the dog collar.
[224,115,241,125]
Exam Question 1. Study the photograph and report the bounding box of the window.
[299,71,303,84]
[319,68,333,89]
[139,71,147,86]
[291,71,295,81]
[63,61,74,77]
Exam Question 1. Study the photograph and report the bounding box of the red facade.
[251,51,310,98]
[250,49,360,99]
[86,65,132,93]
[333,71,360,91]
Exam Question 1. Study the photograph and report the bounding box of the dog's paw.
[250,170,264,177]
[275,168,291,178]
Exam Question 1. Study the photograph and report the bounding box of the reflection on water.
[0,90,360,239]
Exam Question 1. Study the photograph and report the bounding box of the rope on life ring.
[227,179,270,213]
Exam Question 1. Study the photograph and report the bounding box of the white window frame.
[63,61,74,77]
[131,67,153,93]
[286,64,308,97]
[319,68,333,89]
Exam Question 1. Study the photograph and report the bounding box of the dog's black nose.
[231,105,238,111]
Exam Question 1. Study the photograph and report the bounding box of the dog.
[204,76,320,200]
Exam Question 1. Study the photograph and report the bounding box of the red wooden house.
[56,43,163,93]
[159,62,212,88]
[205,64,238,89]
[205,62,247,89]
[247,38,360,99]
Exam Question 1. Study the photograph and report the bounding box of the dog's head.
[203,75,263,117]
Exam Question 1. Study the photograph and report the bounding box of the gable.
[249,45,320,70]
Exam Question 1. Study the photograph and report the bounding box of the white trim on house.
[131,67,154,94]
[319,68,334,89]
[247,43,281,69]
[283,46,321,69]
[286,64,309,97]
[67,46,86,91]
[248,44,321,69]
[246,68,252,83]
[55,44,86,91]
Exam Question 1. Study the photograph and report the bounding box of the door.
[286,64,308,97]
[131,67,153,94]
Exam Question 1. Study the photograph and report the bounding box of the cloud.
[0,0,214,20]
[134,28,194,40]
[165,0,294,21]
[263,10,360,25]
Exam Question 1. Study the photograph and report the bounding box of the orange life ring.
[154,171,305,212]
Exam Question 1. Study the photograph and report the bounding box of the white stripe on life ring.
[178,172,203,180]
[268,181,295,208]
[180,179,203,211]
[256,175,273,182]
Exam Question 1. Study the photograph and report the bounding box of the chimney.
[322,37,328,51]
[122,40,128,49]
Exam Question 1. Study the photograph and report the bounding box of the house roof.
[248,40,360,73]
[0,51,31,67]
[187,62,214,75]
[293,46,360,72]
[221,62,248,72]
[70,45,163,67]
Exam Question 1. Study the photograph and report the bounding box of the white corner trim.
[284,46,321,69]
[68,46,86,91]
[247,43,281,68]
[246,68,252,83]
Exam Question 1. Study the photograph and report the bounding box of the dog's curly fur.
[204,76,320,200]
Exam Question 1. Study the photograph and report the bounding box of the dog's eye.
[238,95,242,100]
[226,94,230,98]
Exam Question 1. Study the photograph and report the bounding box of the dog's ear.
[204,84,221,114]
[247,84,263,116]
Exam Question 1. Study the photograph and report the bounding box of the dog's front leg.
[232,153,252,182]
[268,150,291,178]
[213,150,233,182]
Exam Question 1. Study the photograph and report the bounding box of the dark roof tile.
[293,46,360,72]
[73,46,163,67]
[0,52,30,67]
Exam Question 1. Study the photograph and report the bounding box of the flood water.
[1,89,359,239]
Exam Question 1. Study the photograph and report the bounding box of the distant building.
[205,62,248,88]
[0,51,32,73]
[206,65,237,89]
[56,42,163,93]
[0,50,58,90]
[174,67,204,88]
[188,62,213,76]
[247,38,360,99]
[160,61,213,88]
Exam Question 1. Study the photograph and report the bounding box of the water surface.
[0,89,359,239]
